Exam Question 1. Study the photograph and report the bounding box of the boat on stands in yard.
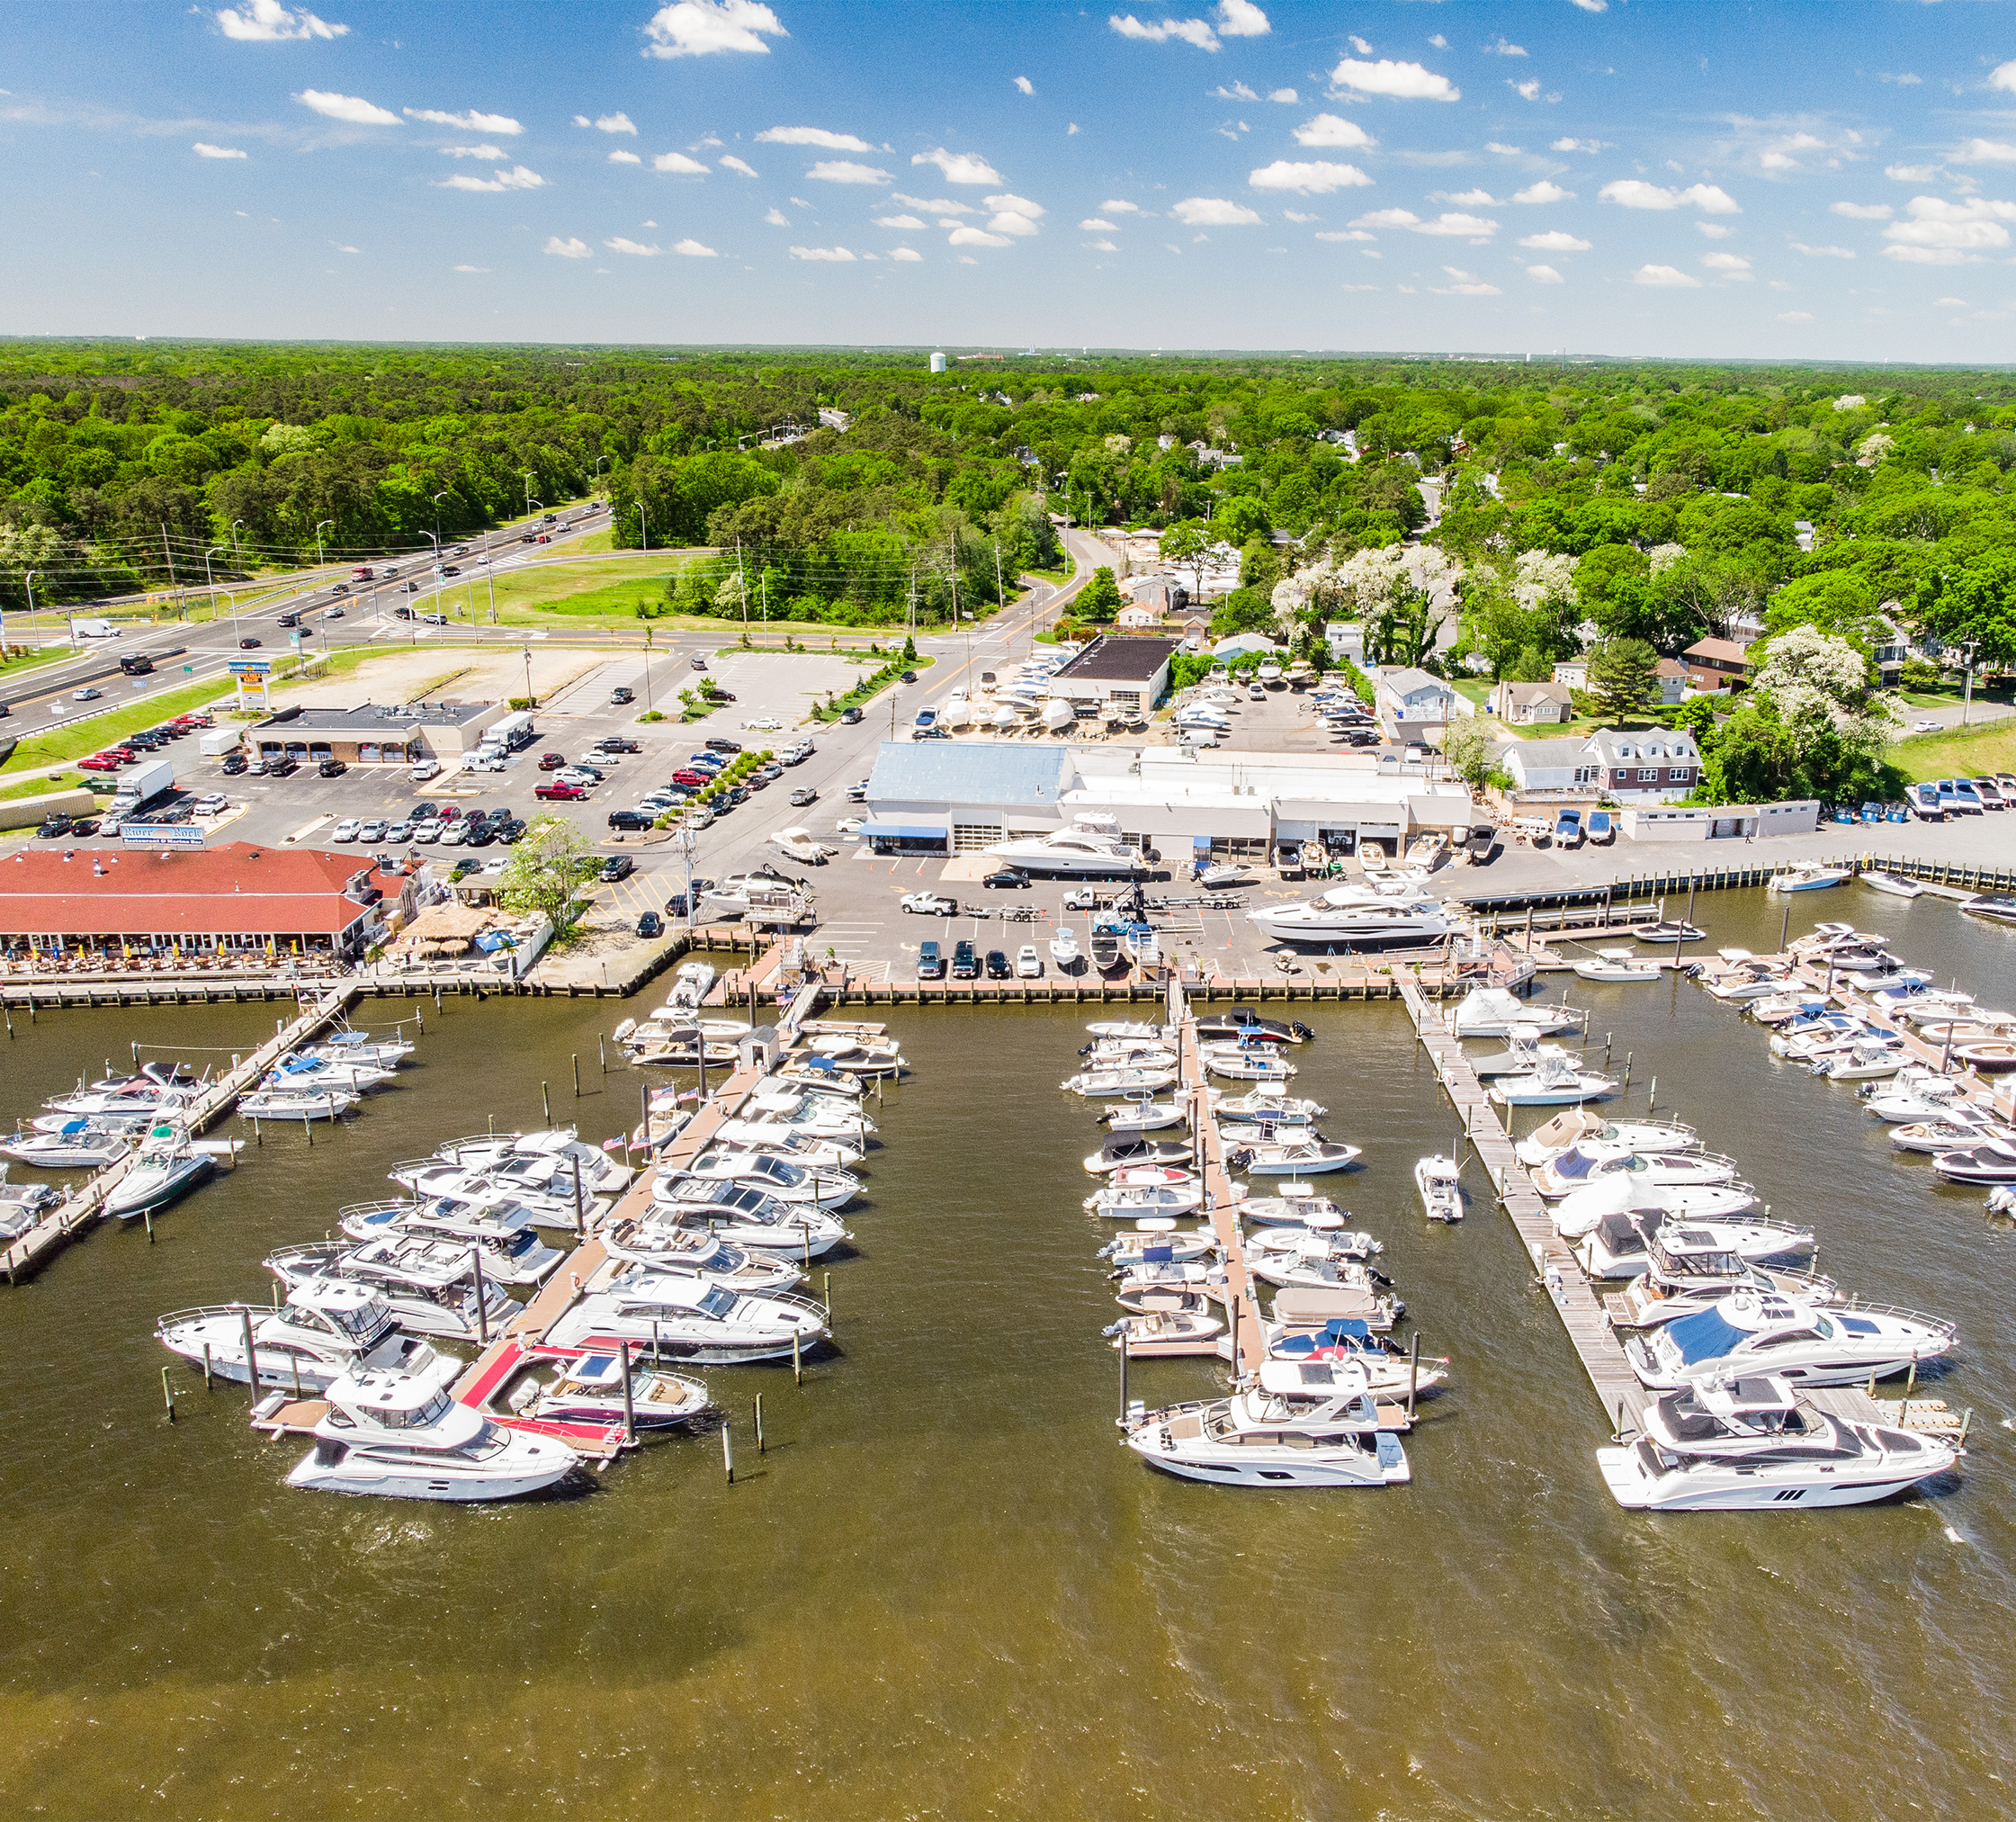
[1598,1377,1958,1511]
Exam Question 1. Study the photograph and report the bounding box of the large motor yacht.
[650,1181,852,1256]
[544,1268,831,1364]
[264,1236,518,1341]
[663,1151,860,1209]
[984,814,1150,878]
[1124,1359,1411,1487]
[1598,1376,1959,1510]
[286,1369,581,1502]
[1625,1291,1957,1389]
[157,1279,458,1393]
[1247,884,1452,948]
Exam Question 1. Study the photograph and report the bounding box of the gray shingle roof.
[866,740,1077,805]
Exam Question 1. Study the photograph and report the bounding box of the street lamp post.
[1961,638,1980,728]
[638,498,648,553]
[22,569,36,642]
[314,520,334,569]
[522,645,534,710]
[230,519,246,568]
[643,624,656,717]
[204,545,226,628]
[521,471,536,520]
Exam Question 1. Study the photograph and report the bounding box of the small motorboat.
[667,1151,860,1209]
[1635,920,1706,945]
[1216,1089,1324,1119]
[1062,1065,1179,1098]
[1414,1154,1463,1222]
[1819,1041,1907,1082]
[106,1124,215,1221]
[1123,1359,1410,1487]
[1231,1138,1361,1177]
[1083,1180,1222,1219]
[651,1183,852,1258]
[510,1348,712,1432]
[1859,869,1923,900]
[1572,947,1662,984]
[1195,1009,1311,1046]
[1953,1040,2016,1075]
[286,1368,582,1502]
[1932,1138,2016,1184]
[1452,987,1583,1037]
[1085,1020,1169,1041]
[1890,1115,2014,1155]
[1263,1318,1447,1400]
[1237,1190,1348,1230]
[1107,1308,1226,1357]
[1959,894,2016,929]
[1083,1136,1194,1174]
[1514,1110,1699,1168]
[1198,1046,1299,1083]
[1574,1209,1817,1281]
[1101,1098,1188,1135]
[0,1119,133,1169]
[1768,865,1851,893]
[1488,1055,1617,1107]
[1197,863,1252,889]
[1597,1377,1958,1511]
[1050,927,1082,972]
[1098,1223,1223,1269]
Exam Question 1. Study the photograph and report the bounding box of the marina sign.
[121,824,206,849]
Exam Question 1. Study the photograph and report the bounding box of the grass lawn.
[1892,719,2016,784]
[0,769,101,803]
[0,677,238,776]
[0,646,85,683]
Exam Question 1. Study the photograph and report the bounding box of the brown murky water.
[1,887,2013,1818]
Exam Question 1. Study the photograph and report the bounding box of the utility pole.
[159,521,180,618]
[1961,638,1980,728]
[642,624,655,716]
[736,537,748,640]
[639,498,648,552]
[993,539,1005,618]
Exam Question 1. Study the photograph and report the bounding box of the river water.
[2,887,2014,1818]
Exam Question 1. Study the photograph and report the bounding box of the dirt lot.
[273,646,609,709]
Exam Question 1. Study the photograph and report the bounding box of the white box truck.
[71,618,119,639]
[108,758,175,814]
[198,727,242,758]
[488,708,535,752]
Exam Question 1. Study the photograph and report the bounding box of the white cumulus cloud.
[1080,216,1116,230]
[654,152,710,175]
[1101,199,1142,214]
[1882,194,2016,263]
[1171,196,1264,225]
[673,238,717,256]
[216,1,345,40]
[406,107,521,134]
[1315,229,1374,241]
[1702,251,1752,278]
[1552,137,1605,153]
[545,237,591,257]
[789,244,857,261]
[295,89,398,125]
[805,159,887,184]
[452,264,488,273]
[948,225,1013,247]
[1512,180,1572,204]
[440,165,545,193]
[193,141,247,159]
[1830,201,1892,219]
[720,155,758,176]
[1269,87,1297,103]
[1330,58,1458,102]
[1293,112,1375,149]
[1633,264,1701,287]
[1790,241,1854,258]
[1600,179,1740,214]
[1216,0,1269,33]
[1110,3,1264,50]
[757,126,874,151]
[890,246,924,261]
[585,112,637,134]
[1991,58,2016,93]
[1519,229,1589,251]
[610,149,642,164]
[763,207,790,226]
[442,144,506,159]
[1014,76,1035,94]
[606,238,659,255]
[1250,159,1370,193]
[644,0,785,58]
[1527,264,1564,283]
[913,147,1002,184]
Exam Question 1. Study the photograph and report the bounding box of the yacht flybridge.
[1124,1360,1411,1487]
[985,815,1149,878]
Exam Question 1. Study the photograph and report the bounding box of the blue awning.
[859,821,949,839]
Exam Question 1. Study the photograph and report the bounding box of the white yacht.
[1626,1291,1956,1389]
[667,961,716,1011]
[286,1369,580,1502]
[106,1125,215,1220]
[1452,987,1582,1037]
[239,1083,359,1121]
[803,1033,906,1078]
[650,1181,852,1257]
[1231,1138,1361,1177]
[0,1120,133,1169]
[1819,1040,1906,1082]
[1414,1154,1463,1222]
[1123,1360,1411,1488]
[1598,1377,1958,1510]
[337,1196,566,1285]
[506,1349,712,1433]
[1572,948,1662,984]
[44,1068,199,1120]
[1237,1189,1349,1230]
[598,1218,805,1290]
[1514,1110,1699,1169]
[1247,884,1452,948]
[985,815,1149,878]
[389,1156,614,1229]
[1264,1319,1447,1400]
[1083,1137,1192,1174]
[1216,1089,1324,1120]
[267,1052,393,1093]
[417,1130,633,1196]
[1062,1065,1179,1097]
[661,1152,859,1210]
[306,1029,414,1069]
[544,1269,830,1364]
[1532,1143,1739,1200]
[157,1279,458,1393]
[1768,864,1852,893]
[1609,1223,1839,1327]
[264,1237,516,1341]
[1552,1172,1761,1240]
[706,1120,864,1169]
[1050,927,1082,972]
[1487,1055,1617,1108]
[1889,1112,2012,1156]
[1573,1209,1818,1281]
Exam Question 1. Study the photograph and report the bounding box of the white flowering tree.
[1274,543,1463,667]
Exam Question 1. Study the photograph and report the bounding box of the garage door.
[953,823,1004,851]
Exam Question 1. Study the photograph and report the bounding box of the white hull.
[108,1154,214,1219]
[1597,1446,1949,1510]
[287,1437,578,1502]
[1860,871,1923,899]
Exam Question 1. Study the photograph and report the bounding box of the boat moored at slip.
[1625,1291,1956,1390]
[650,1181,853,1257]
[598,1217,805,1290]
[0,1119,134,1169]
[1083,1136,1194,1174]
[337,1197,567,1284]
[238,1082,360,1121]
[663,1150,860,1209]
[1513,1110,1699,1169]
[1230,1138,1362,1177]
[1572,947,1662,984]
[264,1236,516,1342]
[505,1348,712,1432]
[1574,1209,1820,1283]
[106,1125,215,1221]
[1768,865,1852,893]
[1062,1064,1179,1097]
[1531,1143,1739,1200]
[1597,1377,1958,1511]
[285,1369,582,1503]
[544,1269,830,1364]
[1931,1138,2016,1184]
[1859,869,1924,900]
[1452,986,1584,1037]
[1123,1360,1411,1487]
[157,1279,460,1393]
[1487,1055,1618,1107]
[1262,1318,1447,1399]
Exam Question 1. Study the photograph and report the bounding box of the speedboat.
[1198,1046,1298,1083]
[1107,1308,1226,1357]
[666,1151,860,1209]
[1932,1138,2016,1184]
[1248,885,1452,948]
[1466,1028,1578,1079]
[1625,1291,1956,1389]
[1533,1143,1738,1200]
[307,1029,414,1069]
[652,1182,851,1256]
[1958,894,2016,929]
[1237,1190,1349,1230]
[1230,1138,1361,1177]
[264,1236,516,1342]
[1194,1009,1311,1046]
[1574,1209,1817,1282]
[1086,1019,1169,1041]
[43,1066,198,1119]
[1597,1377,1958,1511]
[1859,869,1923,899]
[1062,1065,1178,1097]
[337,1196,567,1285]
[1452,987,1582,1037]
[105,1125,214,1221]
[598,1218,804,1290]
[1768,865,1851,893]
[984,815,1148,878]
[544,1269,830,1364]
[1552,1172,1761,1240]
[1216,1089,1324,1120]
[1123,1360,1410,1487]
[707,1120,863,1169]
[506,1348,712,1432]
[238,1082,360,1120]
[1217,1106,1322,1139]
[1098,1224,1223,1269]
[667,961,716,1011]
[1635,920,1706,945]
[1084,1180,1224,1219]
[1953,1039,2016,1075]
[0,1169,59,1233]
[1487,1055,1617,1107]
[1262,1318,1447,1399]
[803,1033,906,1078]
[1050,927,1082,972]
[1414,1154,1463,1222]
[1819,1040,1907,1082]
[267,1052,392,1093]
[1572,947,1662,984]
[390,1155,615,1228]
[415,1129,633,1195]
[157,1279,459,1393]
[1891,1114,2013,1155]
[285,1369,581,1502]
[1101,1098,1188,1136]
[0,1119,133,1169]
[1514,1110,1699,1168]
[1083,1136,1193,1174]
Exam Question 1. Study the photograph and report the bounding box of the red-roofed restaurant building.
[0,842,413,962]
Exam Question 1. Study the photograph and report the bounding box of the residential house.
[1324,621,1365,667]
[1501,738,1603,794]
[1584,728,1701,800]
[1374,666,1456,737]
[1552,658,1590,691]
[1116,604,1165,630]
[1213,633,1282,662]
[1681,636,1752,691]
[1871,612,1911,687]
[1178,616,1212,651]
[1489,680,1574,725]
[1654,658,1691,705]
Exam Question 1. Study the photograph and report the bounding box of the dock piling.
[1406,1333,1420,1420]
[572,1053,580,1099]
[1119,1337,1129,1422]
[822,1270,831,1320]
[722,1419,735,1485]
[472,1245,489,1344]
[541,1081,551,1125]
[755,1392,765,1455]
[620,1343,636,1448]
[202,1343,212,1392]
[571,1155,584,1235]
[162,1367,175,1423]
[793,1329,802,1385]
[239,1306,259,1395]
[143,1207,154,1245]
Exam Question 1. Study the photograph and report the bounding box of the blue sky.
[6,1,2016,360]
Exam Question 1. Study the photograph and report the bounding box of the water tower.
[928,351,946,374]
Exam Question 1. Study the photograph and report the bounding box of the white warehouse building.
[862,742,1476,861]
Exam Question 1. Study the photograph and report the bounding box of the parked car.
[788,786,818,807]
[951,939,979,980]
[704,738,742,754]
[193,794,228,816]
[358,820,388,843]
[985,949,1012,980]
[901,893,959,916]
[79,751,124,772]
[386,821,414,843]
[599,856,636,883]
[220,754,247,776]
[36,815,75,839]
[410,758,441,781]
[332,819,362,842]
[318,758,347,778]
[982,867,1032,889]
[554,767,600,787]
[538,752,568,770]
[637,911,664,938]
[1016,945,1044,979]
[595,737,641,754]
[267,758,299,777]
[918,939,945,979]
[607,809,656,831]
[534,782,587,801]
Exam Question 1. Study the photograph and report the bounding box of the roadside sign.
[228,659,272,678]
[121,824,206,850]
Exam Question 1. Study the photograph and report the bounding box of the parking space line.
[283,814,333,845]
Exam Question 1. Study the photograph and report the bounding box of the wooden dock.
[1,983,362,1285]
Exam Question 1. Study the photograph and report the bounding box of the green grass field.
[0,677,239,776]
[1891,718,2016,784]
[0,769,99,803]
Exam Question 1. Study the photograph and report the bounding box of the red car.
[79,751,126,772]
[534,781,586,801]
[671,769,712,789]
[538,752,567,771]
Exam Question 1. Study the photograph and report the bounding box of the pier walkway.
[2,983,361,1284]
